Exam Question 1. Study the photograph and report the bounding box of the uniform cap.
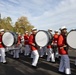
[0,29,5,32]
[60,26,67,30]
[25,31,28,33]
[32,28,37,31]
[48,29,52,31]
[54,30,58,32]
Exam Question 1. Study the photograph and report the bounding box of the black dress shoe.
[51,61,56,63]
[32,66,38,69]
[14,58,19,60]
[3,62,7,64]
[58,71,65,74]
[16,58,19,60]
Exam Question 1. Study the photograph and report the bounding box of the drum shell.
[46,31,53,45]
[11,32,18,44]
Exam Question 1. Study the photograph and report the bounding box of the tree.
[0,17,14,31]
[0,15,34,33]
[15,16,34,34]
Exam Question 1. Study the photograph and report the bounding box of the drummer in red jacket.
[24,31,30,56]
[47,29,55,63]
[29,28,39,68]
[58,26,71,75]
[53,30,59,59]
[0,29,7,64]
[13,33,21,59]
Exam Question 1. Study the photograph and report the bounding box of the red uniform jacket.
[24,34,29,45]
[53,34,59,44]
[0,34,4,48]
[29,34,37,51]
[17,35,21,45]
[57,34,68,55]
[16,35,21,47]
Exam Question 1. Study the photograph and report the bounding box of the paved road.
[0,50,76,75]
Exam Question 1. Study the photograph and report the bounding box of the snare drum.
[67,30,76,49]
[35,30,53,47]
[2,32,18,47]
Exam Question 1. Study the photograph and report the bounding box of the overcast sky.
[0,0,76,31]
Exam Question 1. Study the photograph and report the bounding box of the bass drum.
[35,30,53,47]
[67,30,76,49]
[2,32,18,47]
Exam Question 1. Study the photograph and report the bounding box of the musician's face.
[1,32,4,35]
[55,32,58,34]
[32,30,37,35]
[25,32,28,35]
[62,29,67,34]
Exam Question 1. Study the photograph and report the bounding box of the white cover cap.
[48,29,52,31]
[54,30,58,32]
[32,28,37,31]
[25,31,28,33]
[60,26,67,30]
[0,29,5,32]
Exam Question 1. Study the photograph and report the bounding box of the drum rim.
[35,30,51,47]
[66,30,76,50]
[2,32,16,47]
[11,32,18,44]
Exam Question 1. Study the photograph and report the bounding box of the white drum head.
[2,32,14,47]
[35,31,49,47]
[67,31,76,49]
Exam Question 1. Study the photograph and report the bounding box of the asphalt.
[0,50,76,75]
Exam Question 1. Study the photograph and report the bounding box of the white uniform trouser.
[54,48,59,58]
[10,51,14,55]
[20,46,24,53]
[42,47,47,55]
[39,47,44,57]
[24,45,30,56]
[0,48,6,63]
[47,48,55,62]
[31,50,39,66]
[59,55,71,74]
[19,44,23,53]
[9,46,14,55]
[13,49,19,58]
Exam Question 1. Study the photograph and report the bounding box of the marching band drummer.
[0,29,7,64]
[10,32,20,56]
[46,29,55,63]
[53,30,59,59]
[24,31,30,56]
[29,28,39,68]
[13,33,21,59]
[18,33,22,53]
[20,34,25,54]
[58,26,71,75]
